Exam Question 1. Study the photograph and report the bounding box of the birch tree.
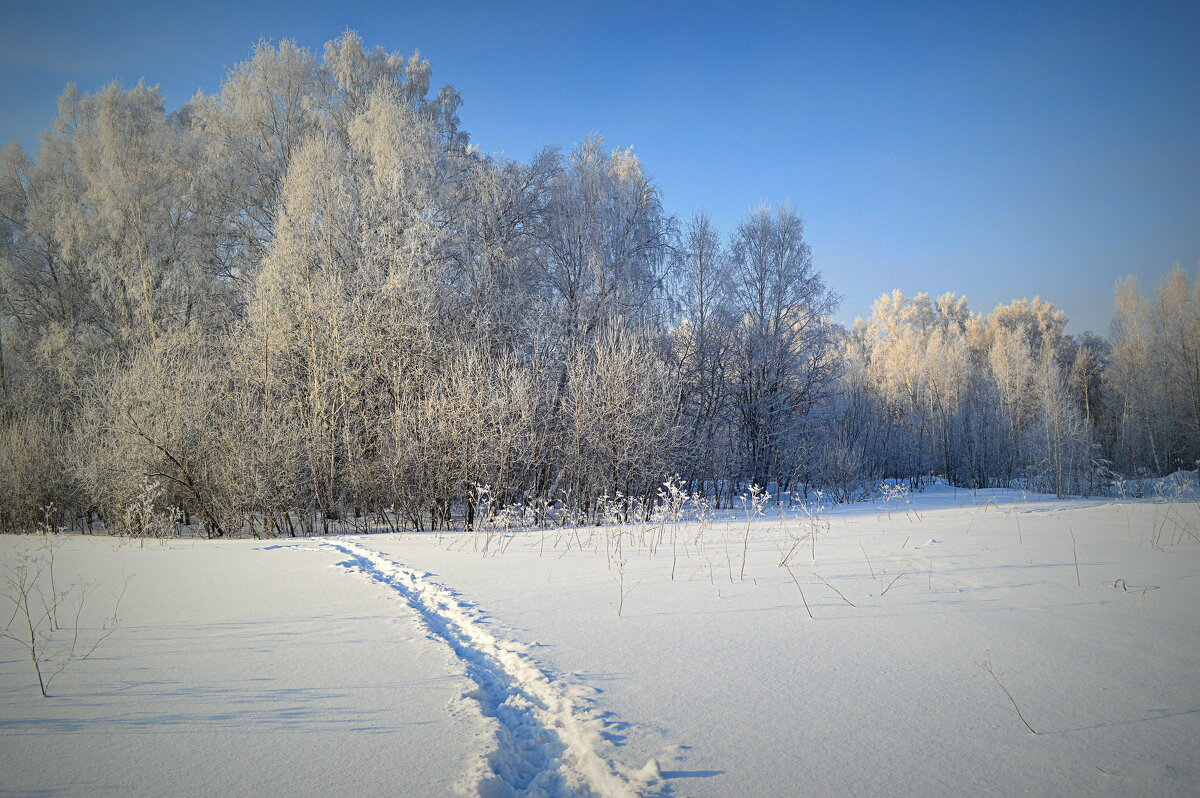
[729,205,838,493]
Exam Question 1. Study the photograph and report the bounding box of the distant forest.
[1,33,1197,536]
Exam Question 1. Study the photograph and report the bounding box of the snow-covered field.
[3,486,1198,797]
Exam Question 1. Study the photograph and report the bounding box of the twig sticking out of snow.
[782,564,813,619]
[879,568,911,596]
[859,542,877,585]
[1070,527,1081,587]
[973,652,1039,735]
[813,572,856,608]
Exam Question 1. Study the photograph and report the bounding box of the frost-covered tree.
[562,320,680,508]
[670,213,736,496]
[537,136,670,347]
[1107,266,1200,475]
[3,29,1188,534]
[725,205,839,494]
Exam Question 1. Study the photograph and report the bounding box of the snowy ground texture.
[2,485,1199,797]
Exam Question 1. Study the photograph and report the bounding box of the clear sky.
[2,0,1197,333]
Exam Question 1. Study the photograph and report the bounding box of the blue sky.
[2,0,1196,333]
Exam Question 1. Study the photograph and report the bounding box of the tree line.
[0,33,1196,535]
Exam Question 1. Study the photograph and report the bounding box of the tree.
[671,213,735,497]
[729,205,838,493]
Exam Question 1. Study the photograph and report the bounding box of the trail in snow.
[319,538,656,798]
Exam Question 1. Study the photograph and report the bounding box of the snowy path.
[320,538,655,798]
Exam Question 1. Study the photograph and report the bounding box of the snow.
[3,487,1199,797]
[318,538,650,797]
[0,539,478,796]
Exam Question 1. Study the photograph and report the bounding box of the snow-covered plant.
[692,493,714,549]
[612,557,630,617]
[477,499,534,556]
[1,544,131,696]
[654,477,688,580]
[117,478,177,539]
[738,484,769,581]
[879,481,920,522]
[1152,471,1199,503]
[793,492,829,564]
